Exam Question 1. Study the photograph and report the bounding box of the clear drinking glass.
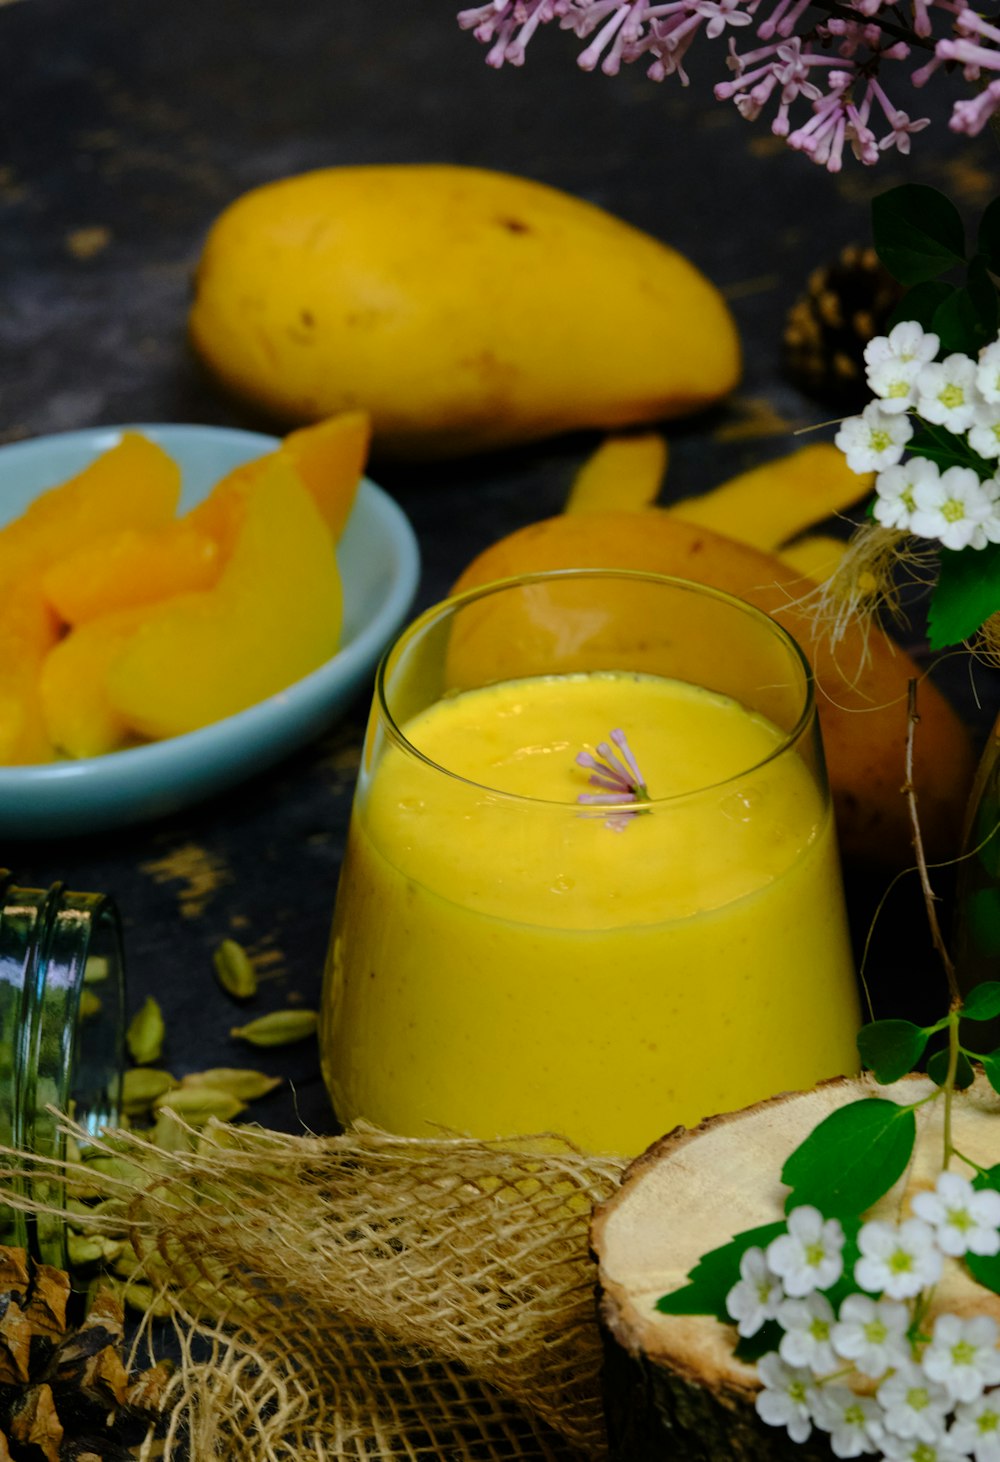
[320,569,860,1156]
[0,874,125,1263]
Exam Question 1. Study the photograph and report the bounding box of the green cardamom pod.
[230,1009,319,1047]
[122,1068,176,1115]
[127,994,166,1065]
[213,939,258,1000]
[181,1068,282,1101]
[67,1233,125,1268]
[83,954,110,984]
[152,1085,247,1125]
[77,989,102,1021]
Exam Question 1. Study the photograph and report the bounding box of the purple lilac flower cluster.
[457,0,1000,170]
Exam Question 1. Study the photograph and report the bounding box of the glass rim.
[374,567,818,809]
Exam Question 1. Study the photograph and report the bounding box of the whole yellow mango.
[188,165,740,459]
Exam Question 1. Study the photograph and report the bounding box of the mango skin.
[188,165,741,460]
[450,510,976,869]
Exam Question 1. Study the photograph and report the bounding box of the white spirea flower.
[877,1361,951,1442]
[916,353,981,431]
[881,1433,972,1461]
[865,321,941,372]
[911,1172,1000,1258]
[950,1386,1000,1462]
[872,457,939,532]
[767,1205,845,1297]
[909,463,996,550]
[855,1217,943,1300]
[813,1385,883,1457]
[777,1291,837,1373]
[923,1314,1000,1404]
[835,402,914,473]
[978,340,1000,404]
[969,402,1000,460]
[832,1292,912,1378]
[755,1351,817,1443]
[867,355,925,413]
[726,1246,784,1338]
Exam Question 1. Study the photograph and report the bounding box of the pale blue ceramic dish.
[0,424,421,839]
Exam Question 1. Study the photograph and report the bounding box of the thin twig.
[904,677,962,1009]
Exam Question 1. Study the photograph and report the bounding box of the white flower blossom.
[877,1361,952,1442]
[777,1291,837,1373]
[923,1314,1000,1404]
[766,1205,845,1297]
[726,1245,784,1338]
[880,1433,973,1461]
[813,1385,883,1456]
[855,1218,943,1300]
[872,457,939,532]
[755,1351,817,1443]
[909,464,997,550]
[950,1387,1000,1461]
[968,400,1000,461]
[978,340,1000,404]
[865,321,940,411]
[916,353,982,432]
[832,1292,912,1378]
[835,401,914,473]
[911,1172,1000,1258]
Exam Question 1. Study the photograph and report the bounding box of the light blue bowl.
[0,424,421,839]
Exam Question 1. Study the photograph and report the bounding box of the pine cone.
[0,1247,170,1461]
[783,244,904,412]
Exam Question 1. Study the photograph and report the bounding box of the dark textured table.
[1,0,997,1138]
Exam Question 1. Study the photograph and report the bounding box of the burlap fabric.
[3,1119,627,1460]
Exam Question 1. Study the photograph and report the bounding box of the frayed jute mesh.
[1,1117,627,1460]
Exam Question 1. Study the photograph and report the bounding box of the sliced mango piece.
[0,578,61,764]
[106,457,343,739]
[778,533,850,584]
[41,523,221,625]
[0,433,180,586]
[186,411,369,563]
[667,443,871,551]
[564,432,668,514]
[39,607,149,760]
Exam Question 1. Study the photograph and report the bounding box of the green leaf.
[926,1047,975,1088]
[888,281,954,334]
[978,1050,1000,1095]
[962,982,1000,1021]
[873,185,966,284]
[655,1221,786,1321]
[978,197,1000,273]
[781,1098,916,1218]
[927,543,1000,650]
[932,259,1000,356]
[857,1020,929,1082]
[909,422,990,476]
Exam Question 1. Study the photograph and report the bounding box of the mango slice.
[564,432,669,514]
[39,607,149,760]
[41,523,220,625]
[0,433,180,587]
[0,579,61,764]
[186,412,369,562]
[106,457,343,739]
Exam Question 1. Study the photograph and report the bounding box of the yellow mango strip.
[38,607,150,760]
[667,443,872,552]
[41,523,221,626]
[563,432,668,514]
[778,533,850,584]
[0,578,61,764]
[186,410,371,563]
[107,457,343,740]
[0,433,181,588]
[283,409,371,538]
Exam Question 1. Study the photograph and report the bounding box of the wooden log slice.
[591,1072,1000,1461]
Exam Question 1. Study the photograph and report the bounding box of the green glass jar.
[0,873,125,1265]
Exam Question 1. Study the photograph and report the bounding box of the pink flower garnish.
[576,728,650,829]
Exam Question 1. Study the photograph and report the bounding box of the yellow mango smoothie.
[320,669,860,1156]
